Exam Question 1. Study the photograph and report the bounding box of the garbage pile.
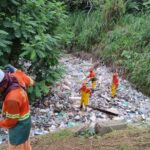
[0,54,150,143]
[30,54,150,135]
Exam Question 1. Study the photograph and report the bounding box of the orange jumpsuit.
[87,69,96,90]
[0,88,31,150]
[11,70,34,89]
[80,83,91,110]
[111,73,119,98]
[0,76,32,150]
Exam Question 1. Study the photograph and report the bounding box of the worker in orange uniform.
[87,67,97,91]
[111,71,119,98]
[0,69,32,150]
[79,81,92,111]
[4,64,35,89]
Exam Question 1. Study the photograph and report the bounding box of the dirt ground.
[32,129,150,150]
[1,128,149,150]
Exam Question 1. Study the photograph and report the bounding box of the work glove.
[4,64,17,73]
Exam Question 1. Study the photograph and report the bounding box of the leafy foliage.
[0,0,67,101]
[0,30,11,64]
[63,0,126,50]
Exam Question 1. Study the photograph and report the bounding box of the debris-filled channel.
[0,54,150,143]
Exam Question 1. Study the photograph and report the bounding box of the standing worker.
[0,69,32,150]
[111,71,119,98]
[87,67,97,91]
[79,81,91,111]
[4,64,35,89]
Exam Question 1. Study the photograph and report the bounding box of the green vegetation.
[100,14,150,94]
[1,127,150,150]
[52,129,73,139]
[0,0,67,100]
[63,0,150,95]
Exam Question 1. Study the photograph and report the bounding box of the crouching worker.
[87,67,97,91]
[0,69,32,150]
[79,81,91,111]
[111,71,119,98]
[4,64,35,89]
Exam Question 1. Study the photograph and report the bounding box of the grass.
[63,2,150,96]
[120,144,135,150]
[51,129,73,139]
[0,127,150,150]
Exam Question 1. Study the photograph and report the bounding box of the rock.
[95,120,127,135]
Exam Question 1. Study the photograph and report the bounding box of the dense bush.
[0,0,67,101]
[63,11,102,51]
[97,14,150,94]
[63,0,126,50]
[101,0,125,30]
[63,0,150,95]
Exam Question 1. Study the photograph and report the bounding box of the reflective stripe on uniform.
[6,112,20,119]
[19,112,30,121]
[6,112,30,121]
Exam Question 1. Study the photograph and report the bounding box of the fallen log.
[88,105,119,116]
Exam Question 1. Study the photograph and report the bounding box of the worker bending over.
[80,81,91,111]
[87,67,97,91]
